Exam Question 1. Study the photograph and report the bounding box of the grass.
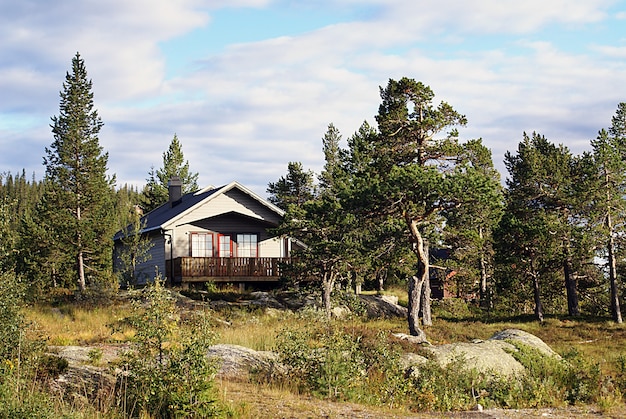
[19,290,626,417]
[25,302,133,345]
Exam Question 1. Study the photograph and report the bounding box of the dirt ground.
[218,380,626,419]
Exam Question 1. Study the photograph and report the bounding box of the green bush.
[274,325,408,404]
[114,279,222,418]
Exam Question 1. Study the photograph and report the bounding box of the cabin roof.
[114,181,284,240]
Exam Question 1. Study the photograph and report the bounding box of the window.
[236,234,258,257]
[191,233,213,257]
[218,235,233,257]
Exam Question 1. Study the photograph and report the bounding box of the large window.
[191,232,213,257]
[236,234,258,257]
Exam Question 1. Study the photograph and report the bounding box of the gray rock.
[207,343,281,380]
[489,328,560,358]
[358,294,408,319]
[405,328,559,378]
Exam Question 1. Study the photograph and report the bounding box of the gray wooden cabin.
[113,178,295,288]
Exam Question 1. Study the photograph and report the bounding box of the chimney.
[168,176,182,207]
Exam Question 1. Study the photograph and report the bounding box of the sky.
[1,0,626,197]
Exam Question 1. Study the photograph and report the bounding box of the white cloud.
[1,0,625,195]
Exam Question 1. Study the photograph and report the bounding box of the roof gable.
[115,181,284,240]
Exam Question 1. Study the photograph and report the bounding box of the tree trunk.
[479,254,489,308]
[322,271,335,320]
[530,259,543,322]
[377,268,386,292]
[420,243,432,326]
[563,251,579,316]
[77,204,86,292]
[408,275,425,336]
[77,250,86,292]
[478,227,490,309]
[406,214,429,336]
[607,212,623,323]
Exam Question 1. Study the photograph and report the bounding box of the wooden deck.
[166,257,292,283]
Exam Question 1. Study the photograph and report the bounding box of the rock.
[207,344,281,380]
[50,363,116,407]
[420,339,526,377]
[405,329,559,378]
[46,347,119,406]
[248,292,286,309]
[393,332,430,345]
[489,328,560,358]
[358,294,408,319]
[331,306,351,319]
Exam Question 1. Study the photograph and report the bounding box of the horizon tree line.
[1,53,625,336]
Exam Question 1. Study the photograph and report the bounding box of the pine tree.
[142,134,199,211]
[267,162,315,210]
[587,103,626,323]
[351,78,467,336]
[40,52,115,293]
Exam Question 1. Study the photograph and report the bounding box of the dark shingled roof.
[113,185,222,241]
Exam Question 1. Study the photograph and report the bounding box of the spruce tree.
[142,134,199,211]
[40,52,115,292]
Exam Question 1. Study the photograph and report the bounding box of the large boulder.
[207,343,281,380]
[403,328,559,378]
[358,294,408,319]
[47,346,119,406]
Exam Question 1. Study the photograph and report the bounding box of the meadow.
[12,286,626,418]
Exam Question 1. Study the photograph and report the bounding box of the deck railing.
[167,257,291,282]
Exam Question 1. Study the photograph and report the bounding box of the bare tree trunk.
[322,271,335,320]
[479,254,489,308]
[607,212,623,323]
[420,242,432,326]
[478,227,490,309]
[377,268,387,292]
[77,205,86,292]
[563,251,579,316]
[530,259,543,322]
[406,214,429,336]
[408,275,425,336]
[78,250,86,292]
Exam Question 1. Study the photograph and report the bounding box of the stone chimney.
[168,176,182,207]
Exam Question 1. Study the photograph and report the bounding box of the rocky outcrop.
[46,346,120,407]
[403,329,560,378]
[207,343,281,380]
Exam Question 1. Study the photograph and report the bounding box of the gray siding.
[135,232,165,284]
[167,212,284,258]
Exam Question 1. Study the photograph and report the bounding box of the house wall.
[166,212,284,259]
[136,232,166,284]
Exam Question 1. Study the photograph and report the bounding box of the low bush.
[114,279,223,418]
[273,323,409,405]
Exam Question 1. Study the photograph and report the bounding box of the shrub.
[274,324,408,404]
[114,279,222,418]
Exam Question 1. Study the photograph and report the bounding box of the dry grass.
[25,302,133,346]
[22,292,626,417]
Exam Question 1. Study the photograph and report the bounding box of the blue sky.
[1,0,626,196]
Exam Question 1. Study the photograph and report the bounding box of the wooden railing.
[167,257,291,282]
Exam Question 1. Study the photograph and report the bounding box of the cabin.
[113,177,295,289]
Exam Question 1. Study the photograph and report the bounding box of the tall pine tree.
[39,52,115,292]
[351,78,467,336]
[587,103,626,323]
[142,134,199,211]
